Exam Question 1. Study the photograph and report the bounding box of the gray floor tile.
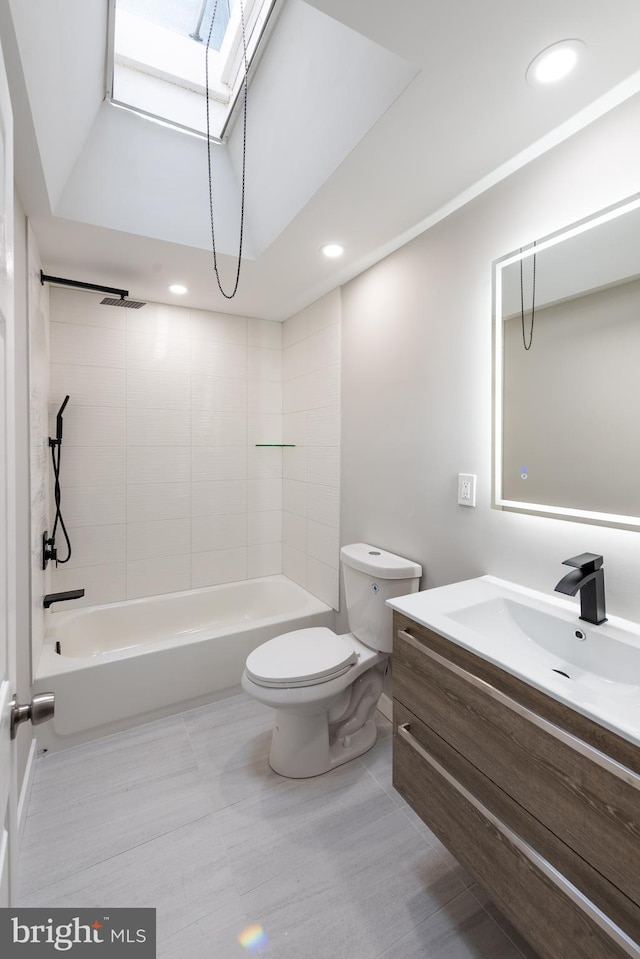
[17,693,538,959]
[240,808,466,959]
[378,888,528,959]
[19,816,238,943]
[217,757,397,894]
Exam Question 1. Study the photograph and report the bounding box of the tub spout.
[43,589,84,608]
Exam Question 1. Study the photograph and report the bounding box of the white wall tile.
[249,510,282,545]
[282,544,307,587]
[283,510,306,551]
[283,446,308,482]
[248,379,282,414]
[127,518,191,561]
[307,408,340,447]
[307,325,340,372]
[307,484,340,528]
[307,447,340,487]
[190,309,247,344]
[127,302,191,338]
[50,562,126,608]
[307,365,340,409]
[248,478,282,512]
[248,347,282,381]
[126,446,190,484]
[50,288,126,330]
[283,479,307,517]
[190,340,247,377]
[248,414,282,445]
[283,339,308,380]
[191,513,248,553]
[51,323,125,368]
[126,410,190,446]
[191,374,247,412]
[126,482,191,523]
[126,555,191,600]
[283,310,307,348]
[248,543,282,578]
[248,318,282,349]
[191,548,248,588]
[283,375,308,413]
[191,447,247,483]
[125,330,190,373]
[54,447,126,487]
[51,364,126,408]
[307,519,339,568]
[191,411,247,446]
[60,524,126,569]
[126,369,190,410]
[191,480,248,517]
[62,485,126,528]
[307,557,339,609]
[283,411,308,446]
[248,446,282,480]
[306,289,340,335]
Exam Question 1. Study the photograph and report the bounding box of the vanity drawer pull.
[396,722,640,958]
[396,628,640,792]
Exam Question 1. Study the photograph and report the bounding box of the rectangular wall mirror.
[493,193,640,530]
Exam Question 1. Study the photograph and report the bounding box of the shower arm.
[40,271,129,299]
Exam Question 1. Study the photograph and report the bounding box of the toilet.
[241,543,422,778]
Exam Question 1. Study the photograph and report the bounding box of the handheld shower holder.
[42,531,57,570]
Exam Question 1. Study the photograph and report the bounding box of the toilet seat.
[245,627,358,688]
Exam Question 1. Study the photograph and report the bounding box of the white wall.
[282,290,341,609]
[340,92,640,627]
[47,289,283,608]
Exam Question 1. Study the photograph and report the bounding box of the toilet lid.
[245,628,358,688]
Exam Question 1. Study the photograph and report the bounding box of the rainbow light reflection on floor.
[237,923,268,951]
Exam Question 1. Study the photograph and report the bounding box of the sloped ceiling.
[4,0,640,319]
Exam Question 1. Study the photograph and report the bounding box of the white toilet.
[241,543,422,778]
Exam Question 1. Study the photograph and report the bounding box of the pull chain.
[520,241,537,350]
[205,0,249,299]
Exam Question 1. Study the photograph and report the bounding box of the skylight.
[107,0,278,140]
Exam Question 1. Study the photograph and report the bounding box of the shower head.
[100,296,146,309]
[40,272,146,308]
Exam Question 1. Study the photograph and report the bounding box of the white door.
[0,34,17,907]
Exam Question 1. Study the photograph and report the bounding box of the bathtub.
[33,575,334,752]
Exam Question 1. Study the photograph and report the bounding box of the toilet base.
[268,709,378,778]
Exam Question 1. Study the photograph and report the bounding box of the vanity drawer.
[393,622,640,907]
[393,704,639,959]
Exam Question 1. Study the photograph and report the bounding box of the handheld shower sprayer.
[43,395,73,569]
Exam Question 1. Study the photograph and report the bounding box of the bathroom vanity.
[389,578,640,959]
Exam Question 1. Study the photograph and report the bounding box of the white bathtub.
[33,576,334,751]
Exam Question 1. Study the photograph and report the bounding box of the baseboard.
[377,692,393,723]
[17,737,37,853]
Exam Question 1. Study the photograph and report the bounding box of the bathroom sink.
[387,575,640,748]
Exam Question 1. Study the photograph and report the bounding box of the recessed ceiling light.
[320,243,344,259]
[526,40,584,86]
[169,283,188,295]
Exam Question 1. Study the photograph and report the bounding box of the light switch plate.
[457,473,477,507]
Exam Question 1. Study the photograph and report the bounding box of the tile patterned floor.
[19,694,539,959]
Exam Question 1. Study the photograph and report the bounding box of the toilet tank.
[340,543,422,653]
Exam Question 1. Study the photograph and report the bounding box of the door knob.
[10,692,55,739]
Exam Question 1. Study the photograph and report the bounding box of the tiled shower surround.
[47,287,340,610]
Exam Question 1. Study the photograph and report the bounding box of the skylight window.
[107,0,277,140]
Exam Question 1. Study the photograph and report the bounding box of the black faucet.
[43,589,85,609]
[554,554,606,625]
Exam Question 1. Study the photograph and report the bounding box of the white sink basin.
[387,575,640,748]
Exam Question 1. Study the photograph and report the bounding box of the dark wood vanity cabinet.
[392,611,640,959]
